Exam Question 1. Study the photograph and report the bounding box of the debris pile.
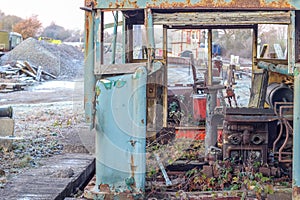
[0,37,84,79]
[0,61,57,92]
[0,37,84,92]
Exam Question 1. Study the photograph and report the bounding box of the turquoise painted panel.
[95,66,147,192]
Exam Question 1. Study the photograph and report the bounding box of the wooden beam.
[153,11,291,26]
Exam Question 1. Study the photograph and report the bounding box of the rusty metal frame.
[273,102,294,163]
[92,0,299,10]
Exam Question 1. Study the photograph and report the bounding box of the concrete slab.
[0,153,95,200]
[0,118,14,150]
[0,118,14,136]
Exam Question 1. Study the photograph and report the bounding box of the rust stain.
[293,186,300,198]
[99,183,111,193]
[84,13,90,56]
[109,0,139,8]
[130,154,135,178]
[85,0,98,7]
[146,0,293,9]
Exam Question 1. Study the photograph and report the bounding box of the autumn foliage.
[13,15,42,39]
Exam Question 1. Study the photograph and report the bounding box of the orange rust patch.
[146,0,293,9]
[109,0,139,8]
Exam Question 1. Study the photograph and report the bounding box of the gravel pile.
[0,38,84,79]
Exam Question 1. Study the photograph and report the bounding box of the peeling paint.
[147,0,293,9]
[293,186,300,199]
[97,0,295,9]
[85,0,97,7]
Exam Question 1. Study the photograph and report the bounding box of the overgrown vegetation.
[146,132,292,199]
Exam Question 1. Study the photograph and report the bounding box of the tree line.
[0,10,82,42]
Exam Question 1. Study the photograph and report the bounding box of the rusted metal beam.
[165,24,255,30]
[163,26,168,128]
[84,8,97,128]
[205,28,218,158]
[95,0,297,10]
[145,8,155,71]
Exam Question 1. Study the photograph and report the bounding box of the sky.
[0,0,85,30]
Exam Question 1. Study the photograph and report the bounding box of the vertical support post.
[128,24,133,62]
[294,66,300,200]
[163,25,168,127]
[122,14,126,63]
[205,29,217,157]
[289,11,296,74]
[252,24,258,70]
[292,10,300,200]
[207,29,213,86]
[145,8,155,71]
[84,8,97,128]
[111,11,118,64]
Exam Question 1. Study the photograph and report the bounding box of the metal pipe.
[252,24,258,70]
[258,61,293,76]
[207,29,212,86]
[205,29,218,158]
[111,11,118,64]
[163,25,168,127]
[0,106,13,118]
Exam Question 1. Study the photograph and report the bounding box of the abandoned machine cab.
[82,0,300,199]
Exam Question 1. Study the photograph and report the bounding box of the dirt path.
[0,78,95,188]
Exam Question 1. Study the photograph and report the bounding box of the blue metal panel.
[95,66,147,192]
[293,68,300,187]
[94,0,299,9]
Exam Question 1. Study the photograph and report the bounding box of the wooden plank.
[260,44,269,58]
[153,11,291,26]
[40,69,56,79]
[24,61,37,75]
[15,63,37,78]
[36,66,42,81]
[248,69,269,108]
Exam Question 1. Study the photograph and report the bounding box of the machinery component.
[251,134,265,145]
[228,133,242,145]
[272,102,293,163]
[266,83,293,108]
[227,124,254,132]
[242,129,251,145]
[223,108,276,164]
